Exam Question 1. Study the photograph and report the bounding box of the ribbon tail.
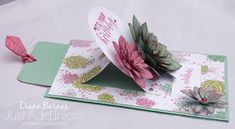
[22,54,37,63]
[5,36,37,63]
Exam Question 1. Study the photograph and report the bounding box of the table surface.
[0,0,235,129]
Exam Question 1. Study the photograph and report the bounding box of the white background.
[0,0,235,129]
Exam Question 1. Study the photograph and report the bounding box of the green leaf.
[149,66,160,76]
[151,42,161,55]
[141,23,148,40]
[138,36,145,51]
[136,43,145,58]
[167,60,182,71]
[159,57,172,65]
[149,33,155,42]
[158,45,169,58]
[152,63,171,72]
[128,23,136,42]
[153,34,158,42]
[166,52,172,59]
[133,15,141,38]
[145,54,156,66]
[145,45,153,55]
[146,34,150,43]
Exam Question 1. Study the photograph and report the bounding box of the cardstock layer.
[45,42,228,121]
[18,42,69,86]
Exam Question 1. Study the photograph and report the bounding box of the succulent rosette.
[112,36,153,88]
[128,16,182,77]
[181,87,226,114]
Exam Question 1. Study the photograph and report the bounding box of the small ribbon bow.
[5,36,36,63]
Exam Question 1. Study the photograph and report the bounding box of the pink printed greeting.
[93,12,117,45]
[180,68,193,89]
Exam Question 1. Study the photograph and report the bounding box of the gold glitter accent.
[73,83,104,92]
[75,66,102,83]
[64,55,89,69]
[97,93,115,103]
[201,80,224,93]
[201,65,209,74]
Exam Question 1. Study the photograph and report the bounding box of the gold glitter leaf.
[64,55,89,69]
[201,80,224,93]
[97,93,115,103]
[201,65,209,74]
[75,66,102,83]
[73,83,104,92]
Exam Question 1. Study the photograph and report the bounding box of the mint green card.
[44,40,228,122]
[18,42,69,86]
[17,41,228,122]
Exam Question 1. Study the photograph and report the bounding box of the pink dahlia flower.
[112,36,153,88]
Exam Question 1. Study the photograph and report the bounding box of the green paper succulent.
[128,16,182,77]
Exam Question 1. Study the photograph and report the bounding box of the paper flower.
[181,87,226,114]
[136,98,156,108]
[113,36,153,88]
[128,16,181,77]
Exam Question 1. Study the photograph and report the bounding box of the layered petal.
[134,76,145,88]
[181,86,226,114]
[113,36,153,88]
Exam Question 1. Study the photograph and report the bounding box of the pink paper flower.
[112,36,153,88]
[136,98,156,108]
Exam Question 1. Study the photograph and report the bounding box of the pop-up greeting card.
[16,7,228,121]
